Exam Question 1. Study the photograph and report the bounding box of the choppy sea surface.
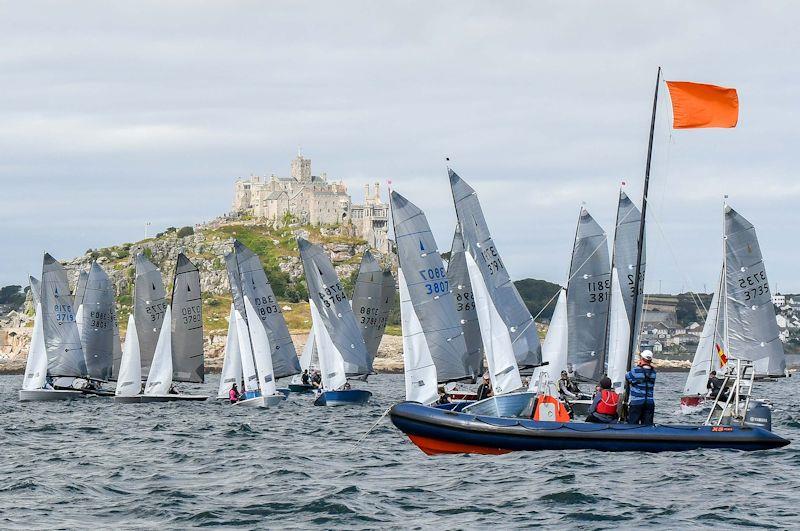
[0,372,799,529]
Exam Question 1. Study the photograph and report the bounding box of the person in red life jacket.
[585,376,619,423]
[228,382,240,404]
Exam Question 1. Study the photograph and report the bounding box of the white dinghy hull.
[114,394,208,403]
[234,394,285,408]
[19,389,84,402]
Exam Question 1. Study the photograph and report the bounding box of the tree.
[0,285,25,308]
[177,226,194,238]
[513,278,563,322]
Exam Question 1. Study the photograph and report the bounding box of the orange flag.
[666,81,739,129]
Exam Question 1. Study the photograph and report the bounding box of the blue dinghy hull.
[314,389,372,406]
[389,401,790,454]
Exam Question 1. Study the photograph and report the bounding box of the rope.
[350,405,392,452]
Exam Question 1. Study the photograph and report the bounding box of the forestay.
[134,253,168,374]
[606,192,646,391]
[723,206,785,376]
[449,170,541,370]
[218,305,244,399]
[684,267,726,397]
[78,262,116,380]
[390,191,472,383]
[351,251,393,371]
[399,269,439,404]
[566,208,610,382]
[145,305,173,395]
[299,238,370,378]
[41,253,87,377]
[447,224,484,379]
[171,253,204,383]
[235,241,300,378]
[115,315,142,397]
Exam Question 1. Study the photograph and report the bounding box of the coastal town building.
[233,154,390,251]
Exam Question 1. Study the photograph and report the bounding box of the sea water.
[0,372,798,529]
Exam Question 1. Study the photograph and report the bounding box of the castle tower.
[291,154,312,182]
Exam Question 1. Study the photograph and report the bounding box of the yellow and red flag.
[715,343,728,366]
[666,81,739,129]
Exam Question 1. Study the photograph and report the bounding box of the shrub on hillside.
[177,226,194,238]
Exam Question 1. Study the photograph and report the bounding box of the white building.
[772,293,786,306]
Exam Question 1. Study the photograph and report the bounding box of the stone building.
[233,154,390,251]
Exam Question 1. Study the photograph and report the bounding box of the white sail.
[292,328,316,384]
[684,268,726,397]
[244,295,277,396]
[399,268,439,404]
[144,305,173,395]
[22,302,48,391]
[115,314,142,397]
[465,252,522,395]
[218,305,244,399]
[529,289,568,391]
[605,270,630,392]
[234,309,260,395]
[310,299,347,391]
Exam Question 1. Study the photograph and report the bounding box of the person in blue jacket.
[626,350,657,425]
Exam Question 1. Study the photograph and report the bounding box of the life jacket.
[534,394,571,422]
[229,388,238,402]
[595,389,619,415]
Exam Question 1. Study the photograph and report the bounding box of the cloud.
[0,1,798,293]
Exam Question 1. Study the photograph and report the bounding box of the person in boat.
[476,373,493,401]
[556,370,582,400]
[229,383,240,404]
[436,385,450,405]
[44,375,54,390]
[585,377,619,424]
[342,381,352,390]
[168,384,179,395]
[626,350,657,425]
[311,370,322,389]
[707,370,729,401]
[301,369,311,386]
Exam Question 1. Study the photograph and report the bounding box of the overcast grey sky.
[1,1,798,294]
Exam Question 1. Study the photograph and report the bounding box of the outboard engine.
[745,401,772,431]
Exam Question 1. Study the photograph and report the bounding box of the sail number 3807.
[419,268,449,295]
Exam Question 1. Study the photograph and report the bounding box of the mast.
[624,67,661,405]
[722,197,730,362]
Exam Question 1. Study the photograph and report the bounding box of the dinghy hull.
[234,394,285,408]
[314,389,372,406]
[389,401,790,454]
[680,395,707,414]
[19,389,84,402]
[288,383,315,393]
[113,394,208,403]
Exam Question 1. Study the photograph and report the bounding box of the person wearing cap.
[586,376,619,424]
[476,373,493,401]
[625,350,657,425]
[556,370,581,400]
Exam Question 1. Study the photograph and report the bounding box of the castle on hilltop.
[233,154,389,252]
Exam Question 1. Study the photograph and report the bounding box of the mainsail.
[41,253,87,377]
[606,192,646,391]
[447,224,484,379]
[133,253,168,374]
[684,267,726,397]
[390,191,472,383]
[723,205,785,376]
[78,262,116,380]
[234,241,300,378]
[449,170,541,372]
[22,277,47,391]
[218,305,244,399]
[351,251,393,371]
[171,253,204,383]
[299,238,370,379]
[566,208,610,382]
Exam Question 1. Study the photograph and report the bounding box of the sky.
[1,1,798,294]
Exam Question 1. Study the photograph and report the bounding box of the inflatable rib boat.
[389,401,790,454]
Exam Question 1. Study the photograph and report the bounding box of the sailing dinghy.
[114,253,207,403]
[20,255,89,401]
[288,329,317,393]
[299,238,372,406]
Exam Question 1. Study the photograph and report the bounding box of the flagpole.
[623,66,661,412]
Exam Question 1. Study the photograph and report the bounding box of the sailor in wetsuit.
[707,370,729,401]
[556,370,582,400]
